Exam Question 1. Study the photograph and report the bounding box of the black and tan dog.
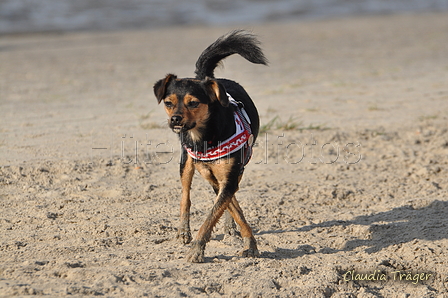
[154,30,268,263]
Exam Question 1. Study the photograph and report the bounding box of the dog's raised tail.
[195,30,268,80]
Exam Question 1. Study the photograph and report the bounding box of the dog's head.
[154,74,228,141]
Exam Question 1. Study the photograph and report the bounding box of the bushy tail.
[195,30,268,80]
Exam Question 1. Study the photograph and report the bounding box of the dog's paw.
[240,247,260,258]
[186,241,205,263]
[224,221,240,236]
[240,237,259,258]
[176,229,192,244]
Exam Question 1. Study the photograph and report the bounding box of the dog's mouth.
[171,123,196,134]
[173,126,183,134]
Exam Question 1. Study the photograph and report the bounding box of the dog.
[154,30,268,263]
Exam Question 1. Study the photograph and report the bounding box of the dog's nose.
[171,115,183,125]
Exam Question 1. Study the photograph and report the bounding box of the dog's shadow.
[261,245,317,260]
[257,200,448,259]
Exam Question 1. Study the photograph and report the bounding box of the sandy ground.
[1,12,448,297]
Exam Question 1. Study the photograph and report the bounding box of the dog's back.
[217,78,260,139]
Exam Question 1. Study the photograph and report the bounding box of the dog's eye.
[164,101,174,108]
[187,101,200,108]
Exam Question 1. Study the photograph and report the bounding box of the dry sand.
[1,12,448,297]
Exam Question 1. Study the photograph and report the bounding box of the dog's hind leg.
[223,210,238,236]
[203,168,239,238]
[177,150,194,244]
[227,195,259,257]
[211,182,238,237]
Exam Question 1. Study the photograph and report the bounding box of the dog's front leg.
[177,150,194,244]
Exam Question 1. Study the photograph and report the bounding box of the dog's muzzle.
[170,115,183,133]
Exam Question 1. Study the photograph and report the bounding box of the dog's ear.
[154,74,177,104]
[201,77,229,107]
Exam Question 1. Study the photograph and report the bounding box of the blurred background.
[1,0,448,34]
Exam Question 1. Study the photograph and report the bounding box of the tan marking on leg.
[228,197,259,257]
[226,176,258,257]
[227,196,253,238]
[178,154,194,244]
